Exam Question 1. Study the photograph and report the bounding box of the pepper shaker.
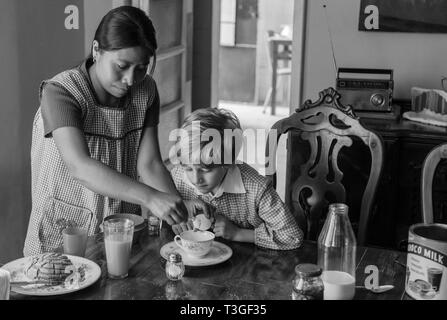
[166,253,185,281]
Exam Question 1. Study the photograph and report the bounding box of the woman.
[24,6,207,256]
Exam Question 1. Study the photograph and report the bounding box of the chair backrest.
[265,88,384,246]
[421,143,447,223]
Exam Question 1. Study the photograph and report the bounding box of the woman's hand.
[184,199,213,219]
[145,191,188,225]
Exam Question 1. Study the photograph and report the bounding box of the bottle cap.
[168,252,182,263]
[329,203,349,214]
[294,263,322,277]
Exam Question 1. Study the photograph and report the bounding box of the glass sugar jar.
[292,263,324,300]
[165,253,185,281]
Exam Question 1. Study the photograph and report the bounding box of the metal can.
[406,223,447,300]
[292,263,324,300]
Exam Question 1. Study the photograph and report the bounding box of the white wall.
[0,0,22,263]
[0,0,84,262]
[84,0,115,55]
[302,0,447,102]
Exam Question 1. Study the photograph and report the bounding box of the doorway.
[218,0,296,110]
[219,0,305,200]
[192,0,306,199]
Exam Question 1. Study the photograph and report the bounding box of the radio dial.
[370,94,385,107]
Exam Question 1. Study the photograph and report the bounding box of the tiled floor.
[218,101,290,200]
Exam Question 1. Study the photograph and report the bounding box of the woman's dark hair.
[89,6,158,74]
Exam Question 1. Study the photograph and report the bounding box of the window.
[220,0,258,47]
[220,0,237,46]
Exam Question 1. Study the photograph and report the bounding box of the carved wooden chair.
[421,143,447,223]
[265,88,384,246]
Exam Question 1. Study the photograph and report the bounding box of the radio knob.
[370,94,385,107]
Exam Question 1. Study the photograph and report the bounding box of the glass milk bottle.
[317,203,356,300]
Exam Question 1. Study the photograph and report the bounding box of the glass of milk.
[103,218,134,279]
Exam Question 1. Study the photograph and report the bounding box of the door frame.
[192,0,221,110]
[290,0,307,113]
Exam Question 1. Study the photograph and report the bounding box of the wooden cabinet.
[362,117,447,250]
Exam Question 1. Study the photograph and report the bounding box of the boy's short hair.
[174,108,243,167]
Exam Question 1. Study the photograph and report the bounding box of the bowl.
[103,213,147,244]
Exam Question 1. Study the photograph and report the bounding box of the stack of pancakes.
[25,253,75,285]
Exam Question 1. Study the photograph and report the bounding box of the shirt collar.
[184,165,246,199]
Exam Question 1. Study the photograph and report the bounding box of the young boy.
[170,108,303,250]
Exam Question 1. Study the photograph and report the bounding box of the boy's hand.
[213,215,240,241]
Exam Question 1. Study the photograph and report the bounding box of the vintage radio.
[336,68,394,112]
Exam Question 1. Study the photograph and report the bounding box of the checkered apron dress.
[23,68,156,256]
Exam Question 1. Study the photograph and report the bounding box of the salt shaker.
[166,253,185,281]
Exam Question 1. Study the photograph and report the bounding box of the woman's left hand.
[171,199,214,235]
[213,215,239,241]
[184,199,213,219]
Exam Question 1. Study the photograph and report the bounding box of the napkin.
[403,109,447,127]
[0,269,11,300]
[406,87,447,127]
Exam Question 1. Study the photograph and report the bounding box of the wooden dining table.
[10,227,411,300]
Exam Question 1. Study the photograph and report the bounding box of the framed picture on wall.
[359,0,447,33]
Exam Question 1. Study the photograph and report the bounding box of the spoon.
[355,285,394,293]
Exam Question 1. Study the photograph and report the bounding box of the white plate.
[160,241,233,267]
[2,254,101,296]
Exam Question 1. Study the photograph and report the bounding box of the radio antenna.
[322,2,338,76]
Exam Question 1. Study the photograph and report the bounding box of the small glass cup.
[103,218,134,279]
[62,227,88,257]
[148,215,162,236]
